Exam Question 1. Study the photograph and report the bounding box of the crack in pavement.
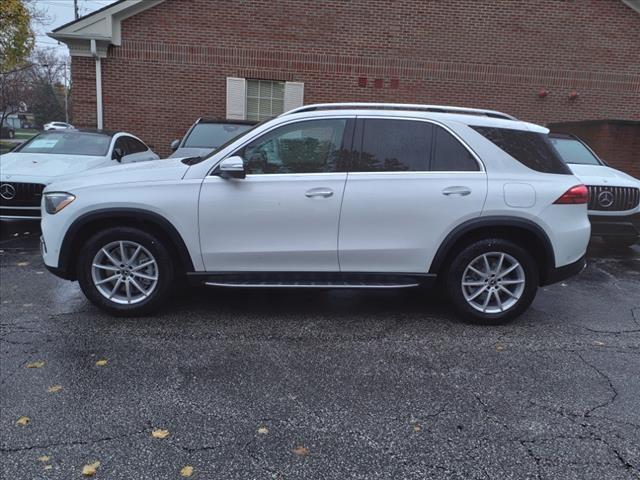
[0,423,152,454]
[576,352,619,418]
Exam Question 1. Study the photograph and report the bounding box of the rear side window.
[352,119,432,172]
[471,126,571,174]
[432,126,479,171]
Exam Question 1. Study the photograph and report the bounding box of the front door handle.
[305,187,334,198]
[442,186,472,196]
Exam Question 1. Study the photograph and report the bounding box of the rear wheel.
[77,227,175,316]
[445,238,539,324]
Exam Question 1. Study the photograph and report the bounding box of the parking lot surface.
[1,221,639,479]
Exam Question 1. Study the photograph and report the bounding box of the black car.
[169,118,256,158]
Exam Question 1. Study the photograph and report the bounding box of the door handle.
[442,186,472,196]
[305,188,334,198]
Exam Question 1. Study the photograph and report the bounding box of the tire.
[77,227,175,316]
[445,238,539,325]
[606,236,638,248]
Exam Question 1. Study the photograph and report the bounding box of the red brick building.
[50,0,640,175]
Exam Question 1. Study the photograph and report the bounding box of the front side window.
[472,126,571,174]
[246,80,285,122]
[240,119,347,174]
[352,119,432,172]
[122,137,148,154]
[548,137,601,166]
[16,132,111,157]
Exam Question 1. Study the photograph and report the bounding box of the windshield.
[183,122,254,148]
[549,137,602,166]
[16,132,111,156]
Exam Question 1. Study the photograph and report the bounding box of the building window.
[246,79,285,121]
[226,78,304,121]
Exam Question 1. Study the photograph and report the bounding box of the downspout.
[90,39,103,129]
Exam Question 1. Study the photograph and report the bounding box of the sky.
[33,0,118,57]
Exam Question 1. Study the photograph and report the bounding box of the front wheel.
[445,239,539,325]
[77,227,175,316]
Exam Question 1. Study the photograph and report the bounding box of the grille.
[587,185,640,212]
[0,182,46,207]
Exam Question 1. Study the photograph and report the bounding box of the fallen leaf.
[16,416,30,426]
[257,426,269,434]
[95,359,108,366]
[44,465,53,470]
[180,465,194,477]
[151,428,170,439]
[495,345,505,352]
[594,340,605,346]
[412,423,422,432]
[36,271,44,275]
[81,461,100,476]
[47,385,63,393]
[17,262,29,266]
[38,455,51,463]
[26,361,45,369]
[292,446,309,457]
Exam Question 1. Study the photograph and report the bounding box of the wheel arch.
[429,216,556,285]
[57,208,195,280]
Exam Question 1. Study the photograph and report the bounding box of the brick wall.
[71,0,640,162]
[549,121,640,179]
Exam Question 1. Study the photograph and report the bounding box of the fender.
[429,215,556,277]
[56,208,195,280]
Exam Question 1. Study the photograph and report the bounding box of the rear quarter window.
[471,126,571,174]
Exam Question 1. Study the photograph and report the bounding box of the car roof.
[195,118,257,125]
[42,128,119,137]
[278,103,548,133]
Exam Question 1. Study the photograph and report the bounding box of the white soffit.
[47,0,165,57]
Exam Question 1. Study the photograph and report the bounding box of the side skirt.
[186,271,437,289]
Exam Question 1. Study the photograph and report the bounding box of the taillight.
[554,184,588,204]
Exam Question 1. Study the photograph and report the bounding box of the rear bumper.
[589,213,640,239]
[542,255,586,286]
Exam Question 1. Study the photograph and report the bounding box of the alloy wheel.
[91,240,159,305]
[461,252,526,314]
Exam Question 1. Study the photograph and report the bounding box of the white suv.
[40,103,590,324]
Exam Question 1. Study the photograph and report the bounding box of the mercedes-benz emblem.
[598,190,614,208]
[0,183,16,201]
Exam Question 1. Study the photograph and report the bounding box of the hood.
[568,164,640,187]
[169,146,214,158]
[44,157,191,192]
[0,152,109,182]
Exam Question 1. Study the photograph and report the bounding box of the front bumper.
[542,255,587,286]
[0,206,41,220]
[589,213,640,240]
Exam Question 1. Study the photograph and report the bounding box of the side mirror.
[112,147,124,162]
[218,155,246,179]
[170,139,180,151]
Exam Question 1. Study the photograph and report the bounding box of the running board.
[187,271,436,289]
[205,281,420,289]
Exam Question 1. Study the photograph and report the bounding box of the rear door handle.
[442,186,472,196]
[305,187,334,198]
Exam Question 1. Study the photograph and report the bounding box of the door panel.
[199,174,346,271]
[198,117,352,272]
[338,172,487,272]
[338,117,487,273]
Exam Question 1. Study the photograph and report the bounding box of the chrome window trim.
[354,114,486,173]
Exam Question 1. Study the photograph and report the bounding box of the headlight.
[44,192,75,214]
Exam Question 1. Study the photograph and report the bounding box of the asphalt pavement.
[1,220,639,479]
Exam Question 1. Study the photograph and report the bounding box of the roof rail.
[281,103,517,120]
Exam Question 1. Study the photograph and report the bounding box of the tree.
[0,0,34,73]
